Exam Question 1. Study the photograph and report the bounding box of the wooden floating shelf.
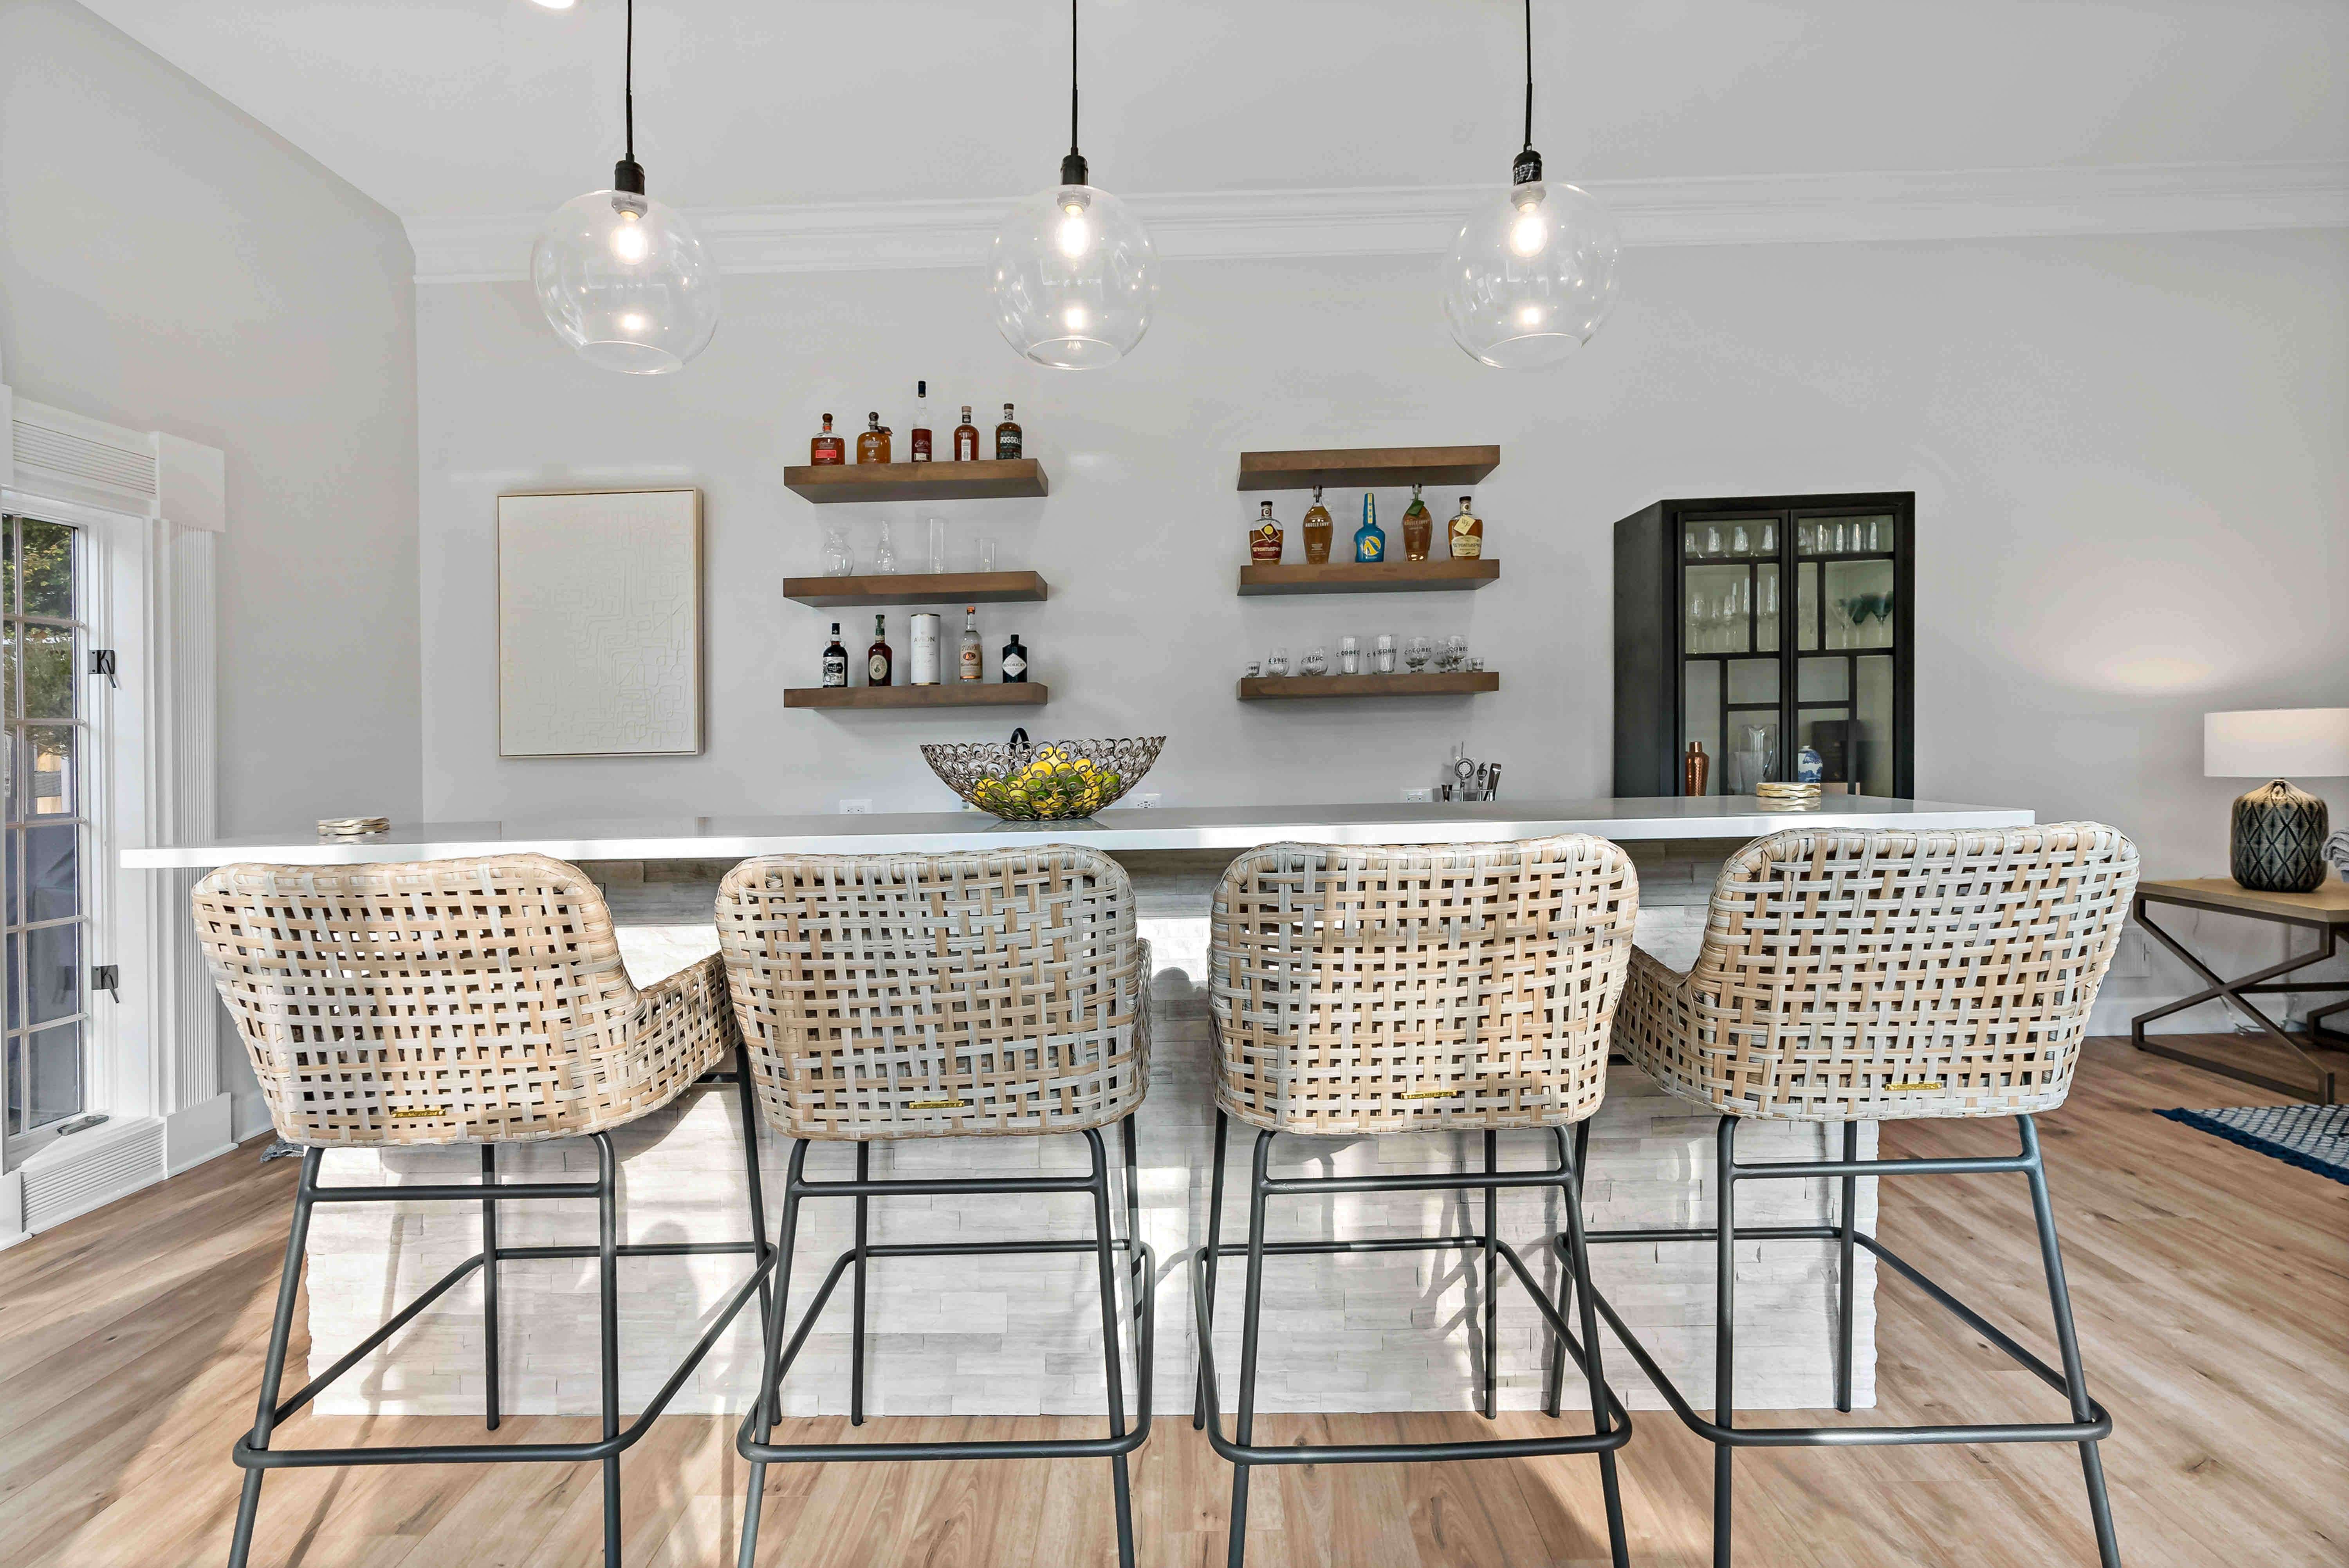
[1237,445,1501,492]
[1237,671,1500,701]
[1238,559,1499,597]
[783,571,1049,608]
[784,683,1049,711]
[783,459,1048,504]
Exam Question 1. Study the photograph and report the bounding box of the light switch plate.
[1133,793,1161,808]
[1402,787,1433,803]
[839,799,872,815]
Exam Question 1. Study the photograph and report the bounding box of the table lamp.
[2204,708,2349,892]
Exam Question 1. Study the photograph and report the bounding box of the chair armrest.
[634,950,743,1084]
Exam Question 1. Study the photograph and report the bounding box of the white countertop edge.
[122,798,2037,870]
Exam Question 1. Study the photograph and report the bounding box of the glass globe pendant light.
[1441,0,1620,369]
[532,0,718,374]
[988,0,1158,369]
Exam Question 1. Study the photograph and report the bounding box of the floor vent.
[21,1119,166,1234]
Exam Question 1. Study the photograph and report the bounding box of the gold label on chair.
[907,1098,971,1110]
[1400,1088,1462,1100]
[389,1106,449,1119]
[1886,1080,1943,1091]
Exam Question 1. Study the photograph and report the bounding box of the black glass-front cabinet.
[1613,492,1914,799]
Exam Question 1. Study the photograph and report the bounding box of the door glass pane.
[1725,660,1781,794]
[1756,563,1781,651]
[18,520,74,618]
[26,1021,79,1131]
[1797,514,1894,557]
[1824,558,1895,651]
[25,921,78,1028]
[1798,657,1849,703]
[1685,564,1749,655]
[20,624,73,718]
[1799,709,1853,783]
[1796,562,1819,650]
[25,824,77,923]
[24,727,72,816]
[1856,655,1896,796]
[1683,660,1721,794]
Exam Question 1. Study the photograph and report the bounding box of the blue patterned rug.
[2156,1104,2349,1187]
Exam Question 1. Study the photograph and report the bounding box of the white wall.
[0,0,422,1133]
[409,230,2337,1032]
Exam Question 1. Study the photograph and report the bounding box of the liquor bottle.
[959,606,983,681]
[866,613,893,686]
[1448,496,1483,559]
[995,402,1023,460]
[810,413,845,466]
[909,612,942,685]
[1301,485,1333,565]
[909,381,933,462]
[857,412,891,465]
[1000,631,1029,683]
[954,405,980,461]
[1353,493,1385,563]
[1400,484,1433,562]
[1248,501,1284,563]
[822,623,848,687]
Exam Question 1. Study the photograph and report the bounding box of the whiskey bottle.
[1248,500,1284,563]
[909,381,933,462]
[1400,484,1433,562]
[959,606,983,681]
[909,612,942,685]
[1000,631,1029,683]
[856,412,891,465]
[810,413,844,466]
[866,613,893,686]
[1353,493,1385,563]
[822,623,848,687]
[995,402,1023,460]
[954,405,980,461]
[1448,496,1483,559]
[1301,485,1333,564]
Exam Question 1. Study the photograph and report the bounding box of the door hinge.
[90,649,118,687]
[92,964,121,1001]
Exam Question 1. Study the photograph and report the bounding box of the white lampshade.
[2203,708,2349,778]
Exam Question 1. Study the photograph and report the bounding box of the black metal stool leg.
[1194,1108,1229,1429]
[1714,1114,1738,1568]
[1836,1119,1858,1414]
[481,1144,501,1431]
[1542,1121,1582,1420]
[737,1139,809,1568]
[1085,1129,1138,1568]
[1561,1121,1631,1568]
[594,1133,622,1566]
[730,1056,774,1337]
[226,1147,321,1568]
[1122,1114,1143,1289]
[1482,1129,1500,1420]
[851,1141,870,1427]
[2020,1115,2125,1568]
[1225,1130,1275,1568]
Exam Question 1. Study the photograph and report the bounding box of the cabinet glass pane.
[1682,514,1778,561]
[1723,656,1780,794]
[1798,657,1849,703]
[1727,659,1778,706]
[1683,660,1721,794]
[1796,562,1819,650]
[1685,564,1750,655]
[1757,563,1781,651]
[1856,654,1896,796]
[1797,514,1895,557]
[1824,558,1895,650]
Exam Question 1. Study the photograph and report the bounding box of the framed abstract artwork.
[496,488,704,758]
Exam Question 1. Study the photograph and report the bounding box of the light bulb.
[1440,177,1620,369]
[1057,214,1093,259]
[610,216,649,263]
[1509,206,1547,256]
[989,181,1158,369]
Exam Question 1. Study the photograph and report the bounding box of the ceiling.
[78,0,2349,222]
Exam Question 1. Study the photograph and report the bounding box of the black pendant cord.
[615,0,645,194]
[1513,0,1542,186]
[626,0,635,163]
[1061,0,1088,186]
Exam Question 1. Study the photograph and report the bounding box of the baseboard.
[17,1116,166,1235]
[166,1092,234,1175]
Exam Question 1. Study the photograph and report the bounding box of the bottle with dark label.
[822,622,848,687]
[1301,485,1333,564]
[1000,631,1028,683]
[866,613,893,686]
[810,413,844,466]
[857,412,891,464]
[909,381,933,462]
[995,402,1023,460]
[954,405,980,460]
[959,606,983,681]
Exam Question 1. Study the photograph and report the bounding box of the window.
[4,514,90,1164]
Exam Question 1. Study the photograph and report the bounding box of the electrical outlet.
[1402,787,1433,803]
[839,798,872,815]
[1133,793,1162,809]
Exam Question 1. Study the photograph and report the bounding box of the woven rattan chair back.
[1207,836,1640,1135]
[1620,823,2140,1121]
[716,845,1150,1140]
[192,854,738,1148]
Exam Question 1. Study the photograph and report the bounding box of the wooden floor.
[2,1035,2342,1567]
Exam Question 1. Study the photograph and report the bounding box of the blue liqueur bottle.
[1354,493,1386,563]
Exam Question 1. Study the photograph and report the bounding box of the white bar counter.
[134,797,2030,1420]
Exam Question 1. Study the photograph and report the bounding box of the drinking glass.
[976,536,998,572]
[1266,646,1291,677]
[1301,646,1330,677]
[1704,524,1723,556]
[1373,633,1396,674]
[926,517,947,574]
[1759,520,1777,552]
[1441,634,1468,672]
[1404,636,1432,673]
[1683,525,1700,556]
[821,524,853,577]
[1339,635,1361,675]
[1732,524,1750,556]
[873,520,898,575]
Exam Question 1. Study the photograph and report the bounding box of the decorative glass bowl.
[922,736,1166,821]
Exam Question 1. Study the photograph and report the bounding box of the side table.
[2131,877,2349,1104]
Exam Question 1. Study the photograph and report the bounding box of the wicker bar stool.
[191,854,773,1568]
[1195,837,1640,1568]
[1569,823,2140,1568]
[721,845,1155,1568]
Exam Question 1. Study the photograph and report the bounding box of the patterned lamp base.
[2232,779,2331,893]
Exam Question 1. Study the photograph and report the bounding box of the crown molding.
[406,161,2349,283]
